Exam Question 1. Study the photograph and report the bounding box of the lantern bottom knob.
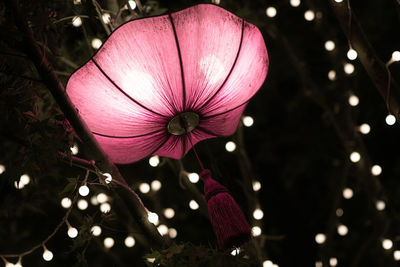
[167,112,199,135]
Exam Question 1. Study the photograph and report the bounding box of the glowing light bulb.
[344,63,355,74]
[189,200,199,210]
[337,224,348,236]
[91,38,102,49]
[343,188,353,199]
[125,236,135,247]
[392,51,400,62]
[43,248,53,261]
[336,208,343,217]
[266,7,277,18]
[231,248,240,256]
[359,123,370,134]
[243,116,254,127]
[148,212,159,224]
[149,155,160,167]
[163,208,175,219]
[73,0,81,4]
[347,49,357,60]
[376,200,386,211]
[77,199,88,210]
[151,180,162,191]
[78,185,89,196]
[252,180,261,191]
[394,250,400,261]
[325,40,335,51]
[20,174,30,185]
[97,193,108,203]
[329,257,338,266]
[252,226,262,237]
[68,227,78,238]
[14,261,22,267]
[315,262,322,267]
[304,10,315,21]
[128,0,137,10]
[157,224,168,235]
[315,233,326,244]
[290,0,301,7]
[348,95,359,106]
[263,260,273,267]
[104,237,114,248]
[5,262,14,267]
[90,196,99,205]
[253,209,264,220]
[61,197,72,208]
[328,70,336,81]
[350,152,360,163]
[382,239,393,250]
[100,203,111,213]
[0,164,5,174]
[168,228,177,238]
[335,0,343,2]
[188,172,200,183]
[103,173,112,184]
[70,144,79,155]
[14,181,24,189]
[91,225,102,236]
[102,13,111,24]
[371,165,382,176]
[72,16,82,27]
[225,141,236,152]
[385,114,396,125]
[139,183,150,193]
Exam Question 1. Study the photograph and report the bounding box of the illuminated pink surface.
[66,4,268,164]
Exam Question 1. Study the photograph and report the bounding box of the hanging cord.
[187,134,205,171]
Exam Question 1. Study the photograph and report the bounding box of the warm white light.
[344,63,355,74]
[359,123,370,134]
[43,248,53,261]
[328,70,336,81]
[376,200,386,211]
[350,152,361,163]
[13,262,22,267]
[231,248,240,256]
[163,208,175,219]
[337,224,348,236]
[100,203,111,213]
[102,13,111,24]
[382,239,393,250]
[334,0,343,2]
[61,197,72,208]
[128,0,137,10]
[392,51,400,62]
[263,260,273,267]
[253,209,264,220]
[103,173,112,184]
[91,225,102,236]
[72,16,82,27]
[5,262,14,267]
[14,181,24,189]
[253,180,261,191]
[336,208,343,217]
[252,226,262,237]
[225,141,236,152]
[168,228,177,238]
[188,172,200,183]
[97,193,108,203]
[149,155,160,167]
[90,196,99,205]
[347,49,358,60]
[329,257,338,266]
[77,199,88,210]
[91,38,102,49]
[148,212,159,225]
[157,224,169,235]
[189,200,199,210]
[78,185,89,196]
[315,233,326,244]
[104,237,114,248]
[371,165,382,176]
[20,174,30,185]
[290,0,301,7]
[266,7,277,18]
[325,40,335,51]
[151,180,162,191]
[243,116,254,127]
[124,236,136,247]
[343,188,353,199]
[393,250,400,260]
[139,183,150,193]
[315,262,322,267]
[73,0,81,4]
[304,10,315,21]
[0,164,5,174]
[68,227,78,238]
[348,95,359,106]
[385,114,396,125]
[70,144,79,155]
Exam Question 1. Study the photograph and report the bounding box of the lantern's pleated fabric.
[66,4,268,164]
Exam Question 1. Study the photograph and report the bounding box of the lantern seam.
[91,58,168,118]
[149,134,171,157]
[202,100,249,119]
[196,125,220,137]
[92,128,164,139]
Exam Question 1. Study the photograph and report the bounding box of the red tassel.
[200,169,251,250]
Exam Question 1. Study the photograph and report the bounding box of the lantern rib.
[197,18,245,113]
[168,14,186,111]
[92,128,164,139]
[90,58,168,118]
[196,125,220,137]
[151,134,171,156]
[202,100,249,119]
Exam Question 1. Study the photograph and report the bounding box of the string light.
[231,248,240,256]
[19,174,30,186]
[315,233,326,244]
[70,144,79,155]
[266,7,277,18]
[151,180,162,191]
[96,193,108,203]
[328,70,336,81]
[77,199,88,210]
[376,200,386,211]
[290,0,301,7]
[252,180,261,191]
[149,155,160,167]
[252,226,262,237]
[325,40,335,51]
[78,185,90,196]
[61,197,72,208]
[90,196,99,205]
[102,13,111,24]
[157,224,168,235]
[100,203,111,213]
[263,260,273,267]
[343,188,353,199]
[337,224,348,236]
[359,123,370,134]
[124,236,136,247]
[350,152,361,163]
[188,172,200,183]
[148,212,159,225]
[0,164,5,174]
[329,257,338,266]
[189,200,199,210]
[168,228,177,238]
[128,0,137,10]
[348,94,359,106]
[344,63,355,74]
[90,225,102,236]
[91,38,102,49]
[42,247,53,261]
[104,237,115,248]
[139,183,150,193]
[304,10,315,21]
[225,141,236,152]
[385,114,396,125]
[72,16,82,27]
[334,0,343,2]
[103,173,112,184]
[253,208,264,220]
[347,49,358,60]
[73,0,81,4]
[67,226,78,238]
[14,181,24,189]
[371,165,382,176]
[242,116,254,127]
[315,262,322,267]
[382,239,393,250]
[336,208,343,217]
[393,250,400,261]
[392,51,400,62]
[163,208,175,219]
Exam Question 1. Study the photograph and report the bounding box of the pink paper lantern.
[66,4,268,164]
